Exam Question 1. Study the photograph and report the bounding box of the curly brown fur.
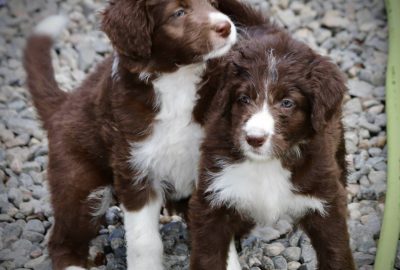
[190,24,356,270]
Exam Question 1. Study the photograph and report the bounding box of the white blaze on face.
[204,12,237,60]
[244,103,275,138]
[241,103,275,160]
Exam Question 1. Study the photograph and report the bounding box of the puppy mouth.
[240,139,274,162]
[245,149,271,161]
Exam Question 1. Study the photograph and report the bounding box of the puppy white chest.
[207,159,325,225]
[130,64,205,199]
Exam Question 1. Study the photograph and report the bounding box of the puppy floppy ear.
[309,56,346,132]
[102,0,153,61]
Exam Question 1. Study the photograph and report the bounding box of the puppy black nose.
[246,135,267,148]
[215,21,231,38]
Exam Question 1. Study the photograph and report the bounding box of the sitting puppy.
[189,23,356,270]
[23,0,244,269]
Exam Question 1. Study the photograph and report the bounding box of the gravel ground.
[0,0,397,269]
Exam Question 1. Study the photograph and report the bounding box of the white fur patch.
[227,239,241,270]
[65,266,85,270]
[204,12,237,60]
[130,64,205,199]
[207,159,326,226]
[34,15,68,39]
[266,49,278,85]
[87,185,114,217]
[122,196,163,270]
[244,103,275,138]
[111,54,120,80]
[139,72,152,83]
[241,103,275,160]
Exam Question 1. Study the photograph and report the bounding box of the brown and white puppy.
[189,24,356,270]
[23,0,244,269]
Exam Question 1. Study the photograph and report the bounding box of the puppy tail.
[23,15,69,130]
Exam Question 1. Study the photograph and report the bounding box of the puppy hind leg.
[49,194,105,270]
[47,163,111,270]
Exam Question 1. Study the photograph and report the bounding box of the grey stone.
[288,230,303,247]
[368,170,386,184]
[361,213,381,237]
[353,252,375,265]
[283,247,301,262]
[30,246,43,259]
[264,242,286,257]
[359,118,381,133]
[3,223,23,247]
[252,227,280,242]
[6,147,31,164]
[77,39,97,72]
[7,187,23,207]
[19,173,34,188]
[0,214,13,222]
[110,237,124,250]
[248,256,262,267]
[19,202,34,216]
[105,206,121,226]
[348,79,374,98]
[12,239,32,255]
[0,127,14,144]
[24,255,47,269]
[374,114,387,127]
[21,162,41,174]
[25,219,45,234]
[367,157,386,171]
[31,258,52,270]
[31,186,47,200]
[373,86,385,98]
[321,11,349,29]
[22,230,44,243]
[342,114,359,128]
[371,182,386,199]
[276,9,300,29]
[261,256,275,270]
[300,243,316,264]
[344,98,362,114]
[0,249,13,261]
[368,147,383,157]
[287,261,301,270]
[8,0,28,17]
[5,118,43,139]
[273,256,288,270]
[275,220,292,236]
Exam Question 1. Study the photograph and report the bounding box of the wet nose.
[246,135,267,148]
[214,21,231,38]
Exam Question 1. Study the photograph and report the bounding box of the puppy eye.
[238,95,251,105]
[173,9,186,18]
[281,99,295,109]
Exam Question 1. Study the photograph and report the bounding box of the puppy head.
[215,34,346,161]
[102,0,237,72]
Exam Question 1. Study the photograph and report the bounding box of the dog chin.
[241,143,273,162]
[244,150,273,162]
[203,28,237,60]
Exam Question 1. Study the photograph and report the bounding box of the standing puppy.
[24,0,239,269]
[190,24,356,270]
